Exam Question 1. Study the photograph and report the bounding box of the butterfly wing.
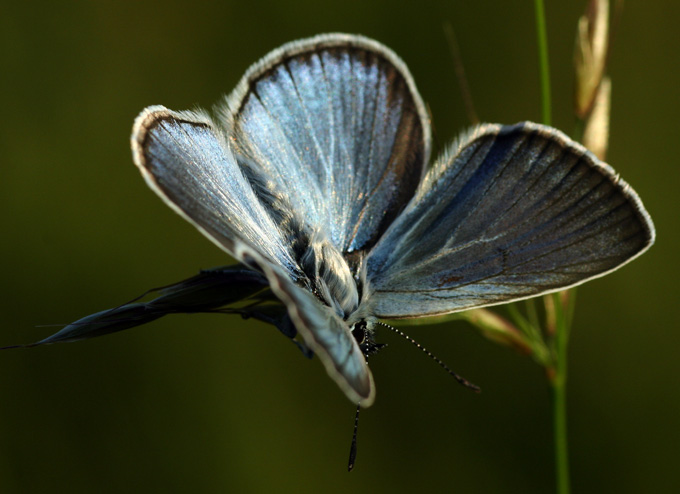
[132,106,300,277]
[132,106,374,405]
[233,242,375,406]
[222,33,431,254]
[366,122,655,318]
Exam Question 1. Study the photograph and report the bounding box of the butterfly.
[130,33,654,407]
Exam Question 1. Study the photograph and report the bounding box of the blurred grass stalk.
[462,1,612,493]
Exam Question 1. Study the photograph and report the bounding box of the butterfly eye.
[351,321,368,345]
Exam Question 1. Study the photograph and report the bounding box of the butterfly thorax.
[297,232,362,318]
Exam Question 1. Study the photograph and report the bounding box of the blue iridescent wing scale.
[222,33,431,254]
[132,106,300,278]
[366,122,655,318]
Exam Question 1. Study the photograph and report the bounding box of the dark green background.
[1,1,677,492]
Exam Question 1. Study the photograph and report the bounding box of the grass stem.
[534,3,570,492]
[551,292,571,494]
[534,0,552,126]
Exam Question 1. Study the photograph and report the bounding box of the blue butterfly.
[130,33,654,407]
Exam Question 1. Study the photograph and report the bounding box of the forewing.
[132,106,374,406]
[366,122,655,318]
[132,106,300,278]
[223,33,431,253]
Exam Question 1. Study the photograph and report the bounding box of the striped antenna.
[347,404,361,472]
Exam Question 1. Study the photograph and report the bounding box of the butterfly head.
[350,318,386,358]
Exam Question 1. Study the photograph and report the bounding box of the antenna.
[377,321,480,392]
[345,322,480,472]
[347,404,360,472]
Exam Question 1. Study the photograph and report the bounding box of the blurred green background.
[1,1,677,492]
